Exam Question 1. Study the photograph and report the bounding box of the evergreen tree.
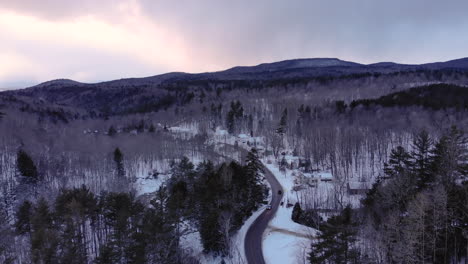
[245,148,266,210]
[113,148,125,178]
[291,202,302,223]
[245,148,264,176]
[276,108,288,136]
[226,111,235,134]
[199,210,223,254]
[226,101,244,134]
[54,186,97,263]
[383,146,412,179]
[335,100,347,114]
[309,206,359,264]
[16,149,39,183]
[279,156,288,174]
[247,114,254,136]
[15,200,32,235]
[411,130,433,189]
[108,126,117,137]
[148,124,156,133]
[30,198,59,264]
[170,157,195,182]
[431,126,467,186]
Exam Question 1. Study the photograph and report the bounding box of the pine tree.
[15,200,32,235]
[30,198,59,264]
[279,156,288,174]
[276,108,288,136]
[148,124,156,133]
[226,101,244,134]
[226,111,235,134]
[309,206,359,263]
[245,148,264,176]
[171,157,195,181]
[335,100,347,114]
[411,130,433,189]
[16,150,39,183]
[431,126,467,186]
[108,126,117,137]
[113,148,125,178]
[245,148,266,210]
[383,146,412,179]
[291,202,302,223]
[199,209,224,254]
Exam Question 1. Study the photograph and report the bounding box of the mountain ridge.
[18,57,468,90]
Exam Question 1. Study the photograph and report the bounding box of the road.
[245,164,283,264]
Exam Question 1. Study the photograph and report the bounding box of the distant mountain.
[0,57,467,121]
[224,58,362,74]
[17,57,468,89]
[34,79,85,88]
[423,57,468,69]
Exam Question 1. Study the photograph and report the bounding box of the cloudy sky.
[1,0,468,88]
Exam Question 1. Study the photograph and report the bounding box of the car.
[278,190,282,195]
[266,205,272,210]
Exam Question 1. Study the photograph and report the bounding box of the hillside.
[1,57,468,121]
[0,57,467,264]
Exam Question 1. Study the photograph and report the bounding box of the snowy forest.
[0,59,467,263]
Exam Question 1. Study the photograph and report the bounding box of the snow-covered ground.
[262,161,317,264]
[263,226,312,264]
[131,158,172,195]
[134,173,170,195]
[179,204,269,264]
[230,204,268,263]
[168,126,368,263]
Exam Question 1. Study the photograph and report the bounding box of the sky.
[1,0,468,89]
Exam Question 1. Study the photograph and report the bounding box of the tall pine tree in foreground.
[245,148,266,210]
[411,130,433,190]
[309,206,359,264]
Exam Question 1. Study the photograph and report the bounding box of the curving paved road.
[245,164,283,264]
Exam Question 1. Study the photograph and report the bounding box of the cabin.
[315,171,333,182]
[347,182,370,195]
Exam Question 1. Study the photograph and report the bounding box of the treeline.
[166,149,267,255]
[350,84,468,111]
[13,187,193,264]
[1,149,266,263]
[307,127,468,263]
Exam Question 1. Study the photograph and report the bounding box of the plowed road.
[245,165,283,264]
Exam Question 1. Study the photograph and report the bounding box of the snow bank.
[263,230,311,264]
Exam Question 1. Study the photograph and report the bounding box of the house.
[316,172,333,182]
[347,182,370,195]
[295,172,319,188]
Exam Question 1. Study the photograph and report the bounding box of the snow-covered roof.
[316,172,333,179]
[215,128,228,135]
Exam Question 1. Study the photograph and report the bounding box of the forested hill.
[1,58,468,121]
[0,57,467,263]
[350,84,468,110]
